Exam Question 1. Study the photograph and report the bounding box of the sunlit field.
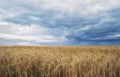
[0,46,120,77]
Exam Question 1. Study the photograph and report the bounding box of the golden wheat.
[0,46,120,77]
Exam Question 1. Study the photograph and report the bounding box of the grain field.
[0,46,120,77]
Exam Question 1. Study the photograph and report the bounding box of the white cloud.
[28,16,41,21]
[0,21,47,34]
[0,33,58,42]
[15,42,42,46]
[0,21,67,44]
[21,0,120,16]
[0,0,28,20]
[1,0,120,19]
[80,25,91,31]
[106,34,120,38]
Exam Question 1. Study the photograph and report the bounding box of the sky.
[0,0,120,46]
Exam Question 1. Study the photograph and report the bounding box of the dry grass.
[0,46,120,77]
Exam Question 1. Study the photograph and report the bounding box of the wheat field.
[0,46,120,77]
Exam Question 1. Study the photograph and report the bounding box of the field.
[0,46,120,77]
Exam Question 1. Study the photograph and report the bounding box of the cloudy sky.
[0,0,120,46]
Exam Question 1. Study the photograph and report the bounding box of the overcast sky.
[0,0,120,46]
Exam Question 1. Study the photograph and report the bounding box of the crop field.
[0,46,120,77]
